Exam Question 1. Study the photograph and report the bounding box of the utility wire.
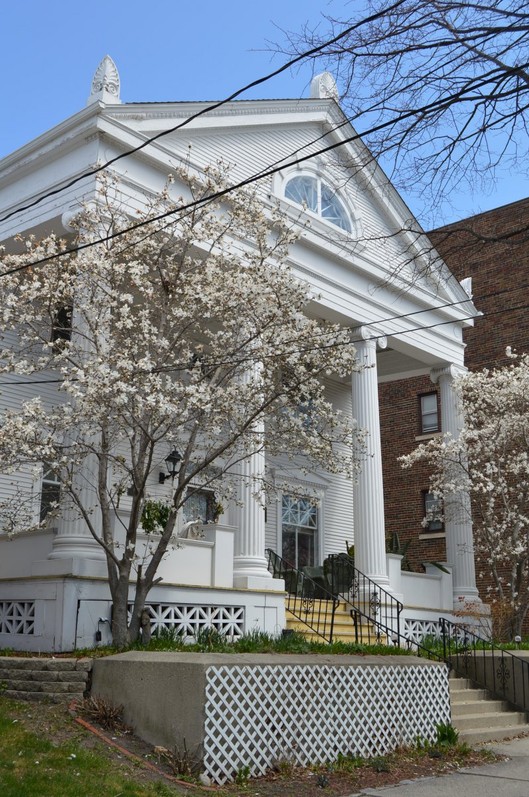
[0,286,525,387]
[4,50,529,281]
[2,16,527,277]
[0,0,409,226]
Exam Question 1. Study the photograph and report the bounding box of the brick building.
[380,197,529,590]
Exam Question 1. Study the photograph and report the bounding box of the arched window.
[284,175,351,232]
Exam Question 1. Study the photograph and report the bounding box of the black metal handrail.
[267,549,340,642]
[325,553,403,643]
[440,618,529,713]
[266,549,404,646]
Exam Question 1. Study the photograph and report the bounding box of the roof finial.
[310,72,340,102]
[87,55,121,105]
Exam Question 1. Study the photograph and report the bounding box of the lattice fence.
[139,603,245,640]
[203,662,450,783]
[0,601,35,635]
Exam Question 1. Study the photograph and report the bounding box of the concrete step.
[459,725,529,745]
[2,689,77,703]
[452,698,508,716]
[453,711,528,731]
[450,675,529,744]
[451,687,491,702]
[448,677,475,691]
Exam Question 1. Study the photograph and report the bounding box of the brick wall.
[380,196,529,592]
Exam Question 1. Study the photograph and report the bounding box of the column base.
[48,534,106,561]
[233,574,286,592]
[452,592,487,613]
[32,557,108,578]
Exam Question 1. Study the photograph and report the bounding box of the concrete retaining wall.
[92,652,451,783]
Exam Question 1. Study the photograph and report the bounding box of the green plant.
[195,627,229,649]
[212,501,224,521]
[140,500,170,534]
[272,755,296,777]
[333,751,365,772]
[235,764,251,785]
[435,722,459,747]
[386,532,413,571]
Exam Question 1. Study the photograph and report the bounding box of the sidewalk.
[351,736,529,797]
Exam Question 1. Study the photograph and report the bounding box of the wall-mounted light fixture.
[159,448,182,484]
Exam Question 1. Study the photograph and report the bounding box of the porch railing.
[439,618,529,713]
[266,549,403,645]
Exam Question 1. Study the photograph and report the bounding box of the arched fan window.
[284,175,351,232]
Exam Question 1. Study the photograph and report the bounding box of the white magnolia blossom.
[402,350,529,636]
[0,167,362,647]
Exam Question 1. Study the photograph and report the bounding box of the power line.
[1,285,526,387]
[0,1,409,227]
[3,46,528,281]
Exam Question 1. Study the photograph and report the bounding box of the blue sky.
[3,0,529,226]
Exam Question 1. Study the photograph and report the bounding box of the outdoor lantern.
[159,448,182,484]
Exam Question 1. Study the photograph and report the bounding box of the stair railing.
[439,618,529,713]
[266,549,406,646]
[325,553,403,644]
[267,549,340,642]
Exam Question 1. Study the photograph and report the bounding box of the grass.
[0,698,187,797]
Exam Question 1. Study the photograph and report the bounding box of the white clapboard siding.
[163,123,328,183]
[0,369,64,516]
[321,377,354,557]
[264,376,354,562]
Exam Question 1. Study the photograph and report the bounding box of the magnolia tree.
[402,352,529,637]
[0,168,361,647]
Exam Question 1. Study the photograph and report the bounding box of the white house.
[0,57,482,651]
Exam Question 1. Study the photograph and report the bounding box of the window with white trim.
[284,175,351,232]
[40,465,61,522]
[281,494,318,568]
[422,490,443,532]
[419,392,439,434]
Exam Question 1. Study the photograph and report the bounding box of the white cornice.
[105,98,341,124]
[0,103,107,175]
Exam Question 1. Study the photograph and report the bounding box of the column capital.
[430,363,467,385]
[352,325,387,351]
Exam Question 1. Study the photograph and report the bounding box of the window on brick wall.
[419,392,439,434]
[422,490,443,532]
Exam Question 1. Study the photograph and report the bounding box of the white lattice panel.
[0,601,35,635]
[140,603,244,640]
[203,663,450,783]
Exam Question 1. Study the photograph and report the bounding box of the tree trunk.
[111,575,133,649]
